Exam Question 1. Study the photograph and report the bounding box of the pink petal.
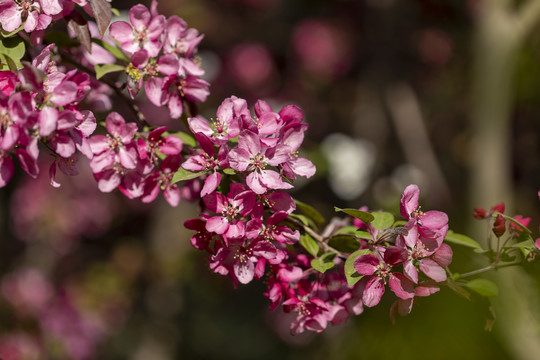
[200,172,221,197]
[403,260,418,283]
[160,135,183,155]
[157,54,179,75]
[205,216,229,234]
[432,243,453,267]
[39,0,63,15]
[49,160,61,188]
[97,169,122,192]
[38,107,58,136]
[145,77,167,106]
[354,254,379,276]
[109,21,134,45]
[51,132,76,158]
[234,260,254,284]
[290,157,316,178]
[400,184,419,218]
[419,258,447,282]
[164,185,180,206]
[118,146,137,169]
[50,81,77,107]
[363,277,385,307]
[389,273,415,300]
[0,1,21,32]
[129,4,151,31]
[0,155,14,187]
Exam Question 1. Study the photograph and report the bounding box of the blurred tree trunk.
[470,1,540,359]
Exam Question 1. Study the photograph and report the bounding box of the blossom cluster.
[109,1,209,119]
[354,184,452,320]
[0,44,97,188]
[187,177,452,333]
[87,111,185,205]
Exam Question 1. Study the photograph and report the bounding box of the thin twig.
[288,217,346,258]
[459,261,522,278]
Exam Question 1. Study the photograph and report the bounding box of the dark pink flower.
[203,183,256,238]
[228,130,292,194]
[109,4,165,57]
[354,247,414,307]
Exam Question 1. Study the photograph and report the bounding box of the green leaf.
[0,24,24,38]
[356,230,373,240]
[445,230,482,249]
[344,249,372,286]
[111,7,120,16]
[446,280,471,300]
[393,220,408,227]
[288,213,314,228]
[0,37,25,69]
[171,168,206,184]
[465,279,498,297]
[169,131,196,148]
[299,233,319,257]
[328,235,360,253]
[295,200,325,225]
[0,54,17,71]
[94,64,125,79]
[222,168,236,175]
[334,226,358,235]
[92,38,129,62]
[335,207,375,223]
[371,212,395,231]
[311,253,336,273]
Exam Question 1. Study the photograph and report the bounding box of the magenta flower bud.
[492,214,506,238]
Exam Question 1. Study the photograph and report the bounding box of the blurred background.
[2,0,540,358]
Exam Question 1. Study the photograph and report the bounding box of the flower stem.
[459,260,523,278]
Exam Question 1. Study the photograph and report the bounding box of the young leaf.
[295,200,325,225]
[67,17,91,52]
[167,131,196,148]
[344,249,372,286]
[288,213,315,228]
[311,253,336,273]
[94,64,125,79]
[356,230,372,240]
[0,54,17,71]
[89,0,112,37]
[446,280,471,300]
[92,38,129,62]
[328,235,360,253]
[465,279,498,297]
[299,233,319,257]
[445,231,482,249]
[334,226,359,235]
[0,24,24,38]
[222,168,236,176]
[371,212,395,231]
[171,168,206,184]
[0,37,25,69]
[335,207,375,223]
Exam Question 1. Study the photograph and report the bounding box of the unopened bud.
[491,202,505,215]
[473,207,487,219]
[492,214,506,237]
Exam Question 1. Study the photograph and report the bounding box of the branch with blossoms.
[0,0,540,338]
